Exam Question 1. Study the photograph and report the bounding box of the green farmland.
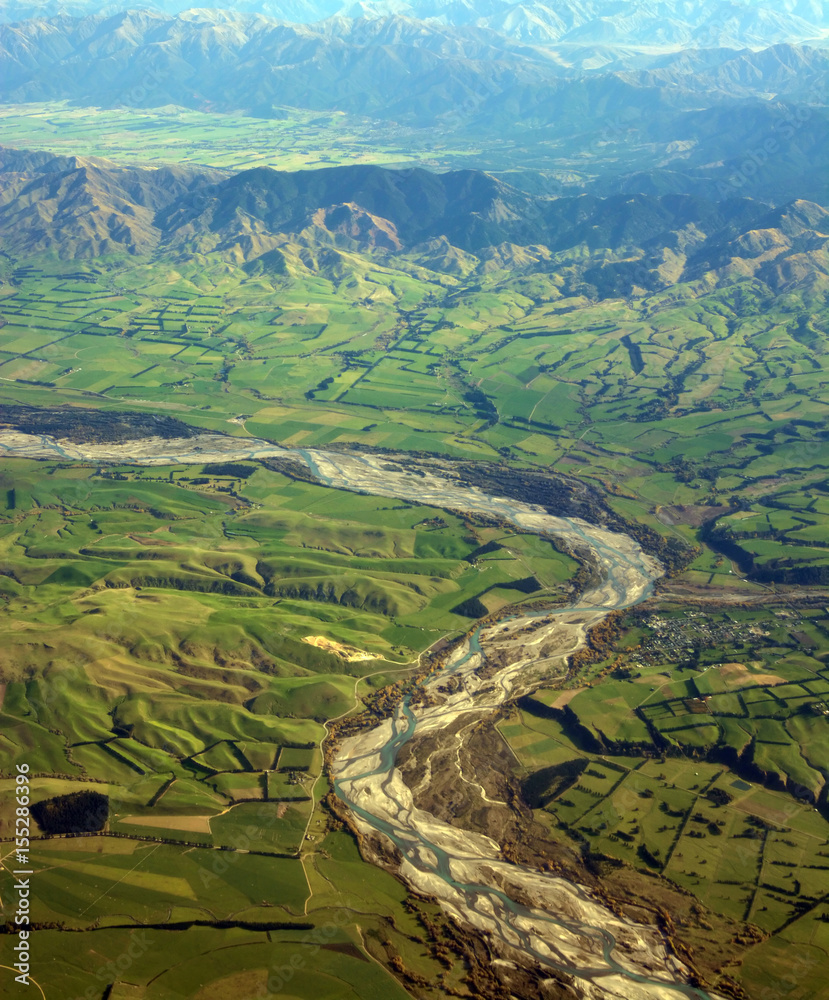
[0,248,826,589]
[0,459,574,998]
[499,602,829,999]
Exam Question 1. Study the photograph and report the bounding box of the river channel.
[307,450,719,1000]
[0,429,720,998]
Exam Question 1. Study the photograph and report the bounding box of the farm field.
[499,601,829,995]
[523,604,829,795]
[0,831,459,1000]
[1,245,826,584]
[0,101,595,177]
[0,103,435,172]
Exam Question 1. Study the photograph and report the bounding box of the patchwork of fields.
[0,102,465,173]
[0,459,575,795]
[0,459,578,996]
[499,603,829,999]
[1,253,826,588]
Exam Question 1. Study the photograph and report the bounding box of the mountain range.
[1,0,828,46]
[0,9,679,109]
[1,6,826,206]
[1,8,827,116]
[2,146,826,297]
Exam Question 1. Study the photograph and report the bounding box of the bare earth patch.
[225,786,263,801]
[303,635,377,661]
[733,798,797,828]
[656,504,729,527]
[194,969,267,1000]
[121,814,213,833]
[719,662,785,687]
[550,687,586,708]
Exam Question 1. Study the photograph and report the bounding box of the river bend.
[0,429,720,999]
